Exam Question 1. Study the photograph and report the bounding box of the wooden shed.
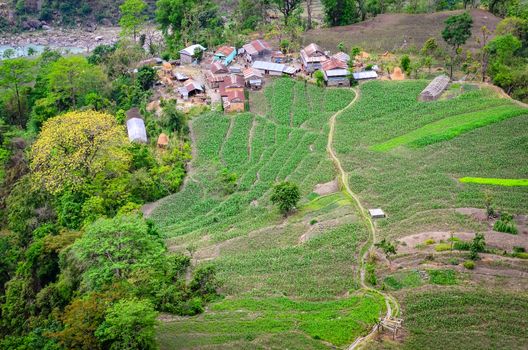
[419,75,450,101]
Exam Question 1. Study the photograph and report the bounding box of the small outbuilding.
[179,44,206,65]
[368,208,386,219]
[157,133,169,148]
[243,68,263,89]
[352,71,378,81]
[178,80,204,100]
[126,108,147,143]
[419,75,450,101]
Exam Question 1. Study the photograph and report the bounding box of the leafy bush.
[427,269,457,285]
[434,243,451,252]
[424,238,435,245]
[463,260,475,269]
[493,213,518,234]
[453,240,471,250]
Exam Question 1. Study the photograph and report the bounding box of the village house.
[178,79,204,100]
[271,51,286,63]
[322,57,350,87]
[352,70,379,81]
[252,61,285,76]
[219,75,245,113]
[242,39,272,63]
[332,52,351,64]
[179,44,206,65]
[300,43,329,73]
[243,67,263,90]
[125,108,147,143]
[213,46,237,66]
[206,61,229,88]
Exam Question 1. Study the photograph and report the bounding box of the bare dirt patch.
[313,178,339,196]
[303,9,501,53]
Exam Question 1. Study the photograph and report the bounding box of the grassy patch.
[459,177,528,187]
[403,289,528,349]
[372,105,526,151]
[157,293,385,349]
[383,270,423,290]
[427,269,457,285]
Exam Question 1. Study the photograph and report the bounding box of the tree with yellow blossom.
[30,110,131,194]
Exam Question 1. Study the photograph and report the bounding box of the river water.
[0,44,87,59]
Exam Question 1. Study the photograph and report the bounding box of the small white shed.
[368,208,386,219]
[126,108,147,143]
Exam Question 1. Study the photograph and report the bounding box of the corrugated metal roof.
[283,66,297,75]
[243,43,258,56]
[332,52,350,62]
[322,57,348,71]
[243,67,263,80]
[353,71,378,80]
[175,72,189,81]
[252,61,285,72]
[326,69,350,77]
[179,44,206,56]
[215,46,235,57]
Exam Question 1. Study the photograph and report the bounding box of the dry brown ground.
[302,9,501,53]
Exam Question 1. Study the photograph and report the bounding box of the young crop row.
[459,177,528,186]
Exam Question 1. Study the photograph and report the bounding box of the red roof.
[303,43,324,57]
[210,61,228,74]
[226,89,245,102]
[215,46,235,57]
[251,39,271,53]
[322,57,348,71]
[219,75,245,96]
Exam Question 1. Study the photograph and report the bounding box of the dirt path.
[325,88,399,349]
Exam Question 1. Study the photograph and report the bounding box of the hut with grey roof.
[419,75,450,101]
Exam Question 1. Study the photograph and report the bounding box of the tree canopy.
[30,110,130,194]
[271,181,300,215]
[119,0,148,42]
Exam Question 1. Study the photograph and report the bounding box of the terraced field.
[151,79,387,348]
[334,80,528,238]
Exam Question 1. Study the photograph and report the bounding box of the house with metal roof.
[332,52,351,64]
[243,68,263,90]
[322,58,350,87]
[352,70,378,81]
[219,75,245,113]
[214,46,236,65]
[125,108,147,143]
[207,61,229,88]
[300,43,329,73]
[252,61,285,76]
[242,39,272,62]
[179,44,206,64]
[178,80,204,100]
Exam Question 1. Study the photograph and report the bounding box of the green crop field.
[333,80,528,238]
[402,289,528,350]
[150,79,388,349]
[459,177,528,186]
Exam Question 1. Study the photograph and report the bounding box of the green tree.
[442,12,473,79]
[46,56,107,109]
[314,70,325,87]
[95,298,158,350]
[0,58,34,126]
[322,0,357,26]
[69,215,166,290]
[272,0,303,25]
[374,238,397,264]
[119,0,148,42]
[271,181,300,215]
[136,65,157,91]
[469,232,485,260]
[400,54,411,74]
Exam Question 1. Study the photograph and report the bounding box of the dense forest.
[0,0,527,349]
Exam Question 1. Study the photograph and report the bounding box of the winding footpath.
[326,88,400,349]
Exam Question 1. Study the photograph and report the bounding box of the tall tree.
[119,0,148,42]
[0,58,34,126]
[271,181,300,215]
[46,56,107,109]
[322,0,357,26]
[272,0,303,25]
[30,111,130,195]
[442,12,473,79]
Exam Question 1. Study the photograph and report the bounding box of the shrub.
[453,241,471,250]
[434,243,451,252]
[493,213,518,234]
[424,238,435,245]
[310,219,318,225]
[448,258,459,265]
[512,246,525,253]
[463,260,475,269]
[366,263,377,286]
[428,269,457,285]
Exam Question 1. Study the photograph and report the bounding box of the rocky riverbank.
[1,25,163,53]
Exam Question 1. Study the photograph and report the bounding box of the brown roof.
[215,46,235,57]
[210,61,228,74]
[251,39,271,52]
[303,43,324,57]
[219,75,245,96]
[243,67,262,80]
[226,89,245,102]
[322,57,348,71]
[126,107,142,121]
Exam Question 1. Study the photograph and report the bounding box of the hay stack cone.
[391,67,405,80]
[157,133,169,148]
